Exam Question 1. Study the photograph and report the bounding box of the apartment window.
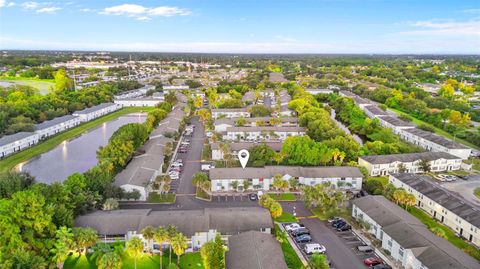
[387,240,392,248]
[398,247,404,257]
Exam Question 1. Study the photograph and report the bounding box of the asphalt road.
[177,116,205,195]
[281,202,368,269]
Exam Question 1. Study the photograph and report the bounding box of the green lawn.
[268,193,297,201]
[0,107,153,173]
[274,224,304,269]
[147,193,177,203]
[64,251,203,269]
[274,212,298,223]
[474,188,480,199]
[388,107,480,151]
[195,187,212,201]
[407,207,480,261]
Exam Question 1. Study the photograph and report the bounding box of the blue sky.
[0,0,479,53]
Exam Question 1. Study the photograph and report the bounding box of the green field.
[64,251,203,269]
[1,77,55,95]
[147,193,177,203]
[475,188,480,199]
[408,207,480,261]
[0,107,153,173]
[268,193,297,201]
[388,107,480,151]
[274,212,298,223]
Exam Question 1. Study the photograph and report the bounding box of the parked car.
[373,264,392,269]
[249,193,258,201]
[336,224,352,231]
[201,164,215,171]
[364,257,384,267]
[332,220,346,228]
[357,245,374,253]
[327,217,341,223]
[285,223,302,232]
[457,175,469,180]
[294,234,312,243]
[171,162,183,167]
[304,243,326,254]
[291,228,310,237]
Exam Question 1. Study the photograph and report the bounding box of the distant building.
[0,132,39,158]
[162,85,189,93]
[210,166,363,192]
[213,117,298,133]
[34,115,81,140]
[222,126,306,141]
[114,98,162,107]
[376,116,415,135]
[358,152,463,176]
[352,195,479,269]
[399,128,471,159]
[73,103,120,122]
[389,173,480,247]
[75,207,273,251]
[306,88,334,95]
[211,108,250,119]
[226,231,288,269]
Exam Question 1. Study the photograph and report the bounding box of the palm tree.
[273,174,284,191]
[230,180,239,192]
[309,254,329,269]
[141,226,156,252]
[126,237,144,269]
[393,189,407,205]
[51,227,74,269]
[154,227,169,269]
[167,225,178,265]
[171,233,188,267]
[103,198,118,210]
[97,251,122,269]
[242,180,252,191]
[192,172,210,193]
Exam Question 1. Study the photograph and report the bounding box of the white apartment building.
[162,85,189,93]
[399,128,472,159]
[358,152,463,176]
[376,116,415,135]
[352,195,478,269]
[389,173,480,247]
[209,166,363,192]
[75,207,273,251]
[114,98,162,107]
[0,132,39,158]
[73,103,120,122]
[211,108,250,119]
[34,115,81,139]
[213,117,298,133]
[222,126,305,141]
[364,105,390,118]
[305,88,334,95]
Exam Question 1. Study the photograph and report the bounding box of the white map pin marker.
[238,149,250,169]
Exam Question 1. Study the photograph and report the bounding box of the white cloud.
[0,0,5,8]
[80,8,93,12]
[36,6,61,14]
[21,1,39,9]
[462,8,480,14]
[398,19,480,36]
[100,3,191,20]
[7,2,15,7]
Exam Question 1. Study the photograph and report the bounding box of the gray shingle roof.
[0,132,37,147]
[403,128,469,149]
[212,108,249,113]
[390,173,480,227]
[379,116,415,127]
[359,152,460,164]
[34,115,78,131]
[210,166,363,180]
[364,105,389,116]
[73,102,117,115]
[75,207,273,237]
[226,126,305,132]
[353,195,479,269]
[226,231,288,269]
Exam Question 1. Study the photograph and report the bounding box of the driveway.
[442,176,480,206]
[281,202,368,269]
[177,116,205,195]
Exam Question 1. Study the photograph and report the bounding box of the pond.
[19,113,146,183]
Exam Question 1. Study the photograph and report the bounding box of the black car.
[336,224,352,231]
[332,220,346,228]
[248,193,258,201]
[291,228,310,237]
[294,234,312,243]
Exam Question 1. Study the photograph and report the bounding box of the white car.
[304,243,326,255]
[285,223,302,232]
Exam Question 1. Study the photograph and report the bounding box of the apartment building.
[0,132,39,158]
[358,152,463,176]
[209,166,363,192]
[73,102,120,122]
[34,115,81,139]
[222,126,305,141]
[376,116,415,135]
[352,195,478,269]
[114,98,162,107]
[211,141,283,160]
[213,117,298,132]
[389,173,480,247]
[211,108,250,119]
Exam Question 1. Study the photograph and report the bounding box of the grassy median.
[0,107,153,173]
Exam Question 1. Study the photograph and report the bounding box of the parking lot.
[280,202,382,269]
[212,193,258,203]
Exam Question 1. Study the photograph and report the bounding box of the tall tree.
[126,237,144,269]
[154,227,169,269]
[172,233,188,267]
[97,251,122,269]
[51,227,74,269]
